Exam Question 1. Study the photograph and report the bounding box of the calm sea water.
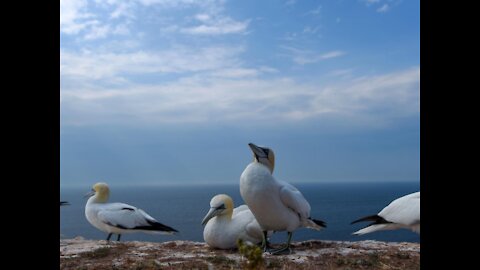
[60,182,420,244]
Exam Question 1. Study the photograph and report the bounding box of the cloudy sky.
[60,0,419,187]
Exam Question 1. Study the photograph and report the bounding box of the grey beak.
[84,190,96,198]
[201,208,221,226]
[248,143,268,159]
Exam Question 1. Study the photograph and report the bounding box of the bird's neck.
[216,213,233,223]
[87,194,109,204]
[254,159,273,174]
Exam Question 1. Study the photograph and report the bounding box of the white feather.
[202,195,266,249]
[353,192,420,235]
[85,184,176,237]
[240,162,324,233]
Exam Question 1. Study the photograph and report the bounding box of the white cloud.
[60,0,133,40]
[305,5,322,16]
[320,51,345,59]
[363,0,381,5]
[61,45,244,80]
[62,0,245,39]
[195,13,211,22]
[303,26,321,34]
[83,24,111,40]
[61,66,419,127]
[281,46,346,65]
[109,2,136,19]
[361,0,399,12]
[137,0,210,7]
[377,4,390,13]
[181,16,250,35]
[326,69,354,77]
[212,68,259,78]
[284,0,297,6]
[60,0,95,34]
[60,0,417,129]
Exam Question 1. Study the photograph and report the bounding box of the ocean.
[60,182,420,244]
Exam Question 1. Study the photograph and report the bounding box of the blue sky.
[60,0,419,187]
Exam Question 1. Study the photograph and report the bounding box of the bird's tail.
[352,224,389,235]
[351,214,394,235]
[138,220,179,235]
[304,217,327,230]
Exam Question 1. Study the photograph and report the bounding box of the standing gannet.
[85,182,178,241]
[240,143,326,255]
[201,194,267,249]
[351,191,420,235]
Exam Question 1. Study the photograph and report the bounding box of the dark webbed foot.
[268,231,293,255]
[269,246,292,255]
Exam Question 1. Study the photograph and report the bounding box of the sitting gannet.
[85,182,178,241]
[201,194,266,249]
[351,191,420,235]
[240,143,326,254]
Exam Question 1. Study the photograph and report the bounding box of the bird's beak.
[201,208,221,226]
[84,189,96,198]
[248,143,268,159]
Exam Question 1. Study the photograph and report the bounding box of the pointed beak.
[201,208,221,226]
[248,143,267,159]
[84,190,96,198]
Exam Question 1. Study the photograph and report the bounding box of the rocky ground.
[60,237,420,270]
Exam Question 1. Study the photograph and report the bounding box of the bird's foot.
[259,241,273,252]
[268,245,292,255]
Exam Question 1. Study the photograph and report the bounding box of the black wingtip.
[310,218,327,228]
[351,214,390,225]
[60,201,69,206]
[136,220,179,233]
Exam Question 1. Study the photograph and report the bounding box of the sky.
[60,0,420,187]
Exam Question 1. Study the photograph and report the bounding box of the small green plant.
[237,239,264,269]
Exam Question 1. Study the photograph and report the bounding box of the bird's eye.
[217,204,226,210]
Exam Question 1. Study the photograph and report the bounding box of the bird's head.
[201,194,234,225]
[85,182,110,203]
[248,142,275,174]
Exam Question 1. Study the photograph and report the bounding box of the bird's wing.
[244,217,264,241]
[379,192,420,225]
[97,203,155,229]
[234,208,264,242]
[233,204,250,217]
[278,180,311,219]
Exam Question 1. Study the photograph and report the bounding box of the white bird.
[201,194,267,249]
[351,191,420,235]
[85,182,178,241]
[240,143,326,254]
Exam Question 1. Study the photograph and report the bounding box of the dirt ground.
[60,237,420,270]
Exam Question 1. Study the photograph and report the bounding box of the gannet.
[60,201,69,206]
[240,143,326,254]
[201,194,267,249]
[351,191,420,235]
[85,182,178,241]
